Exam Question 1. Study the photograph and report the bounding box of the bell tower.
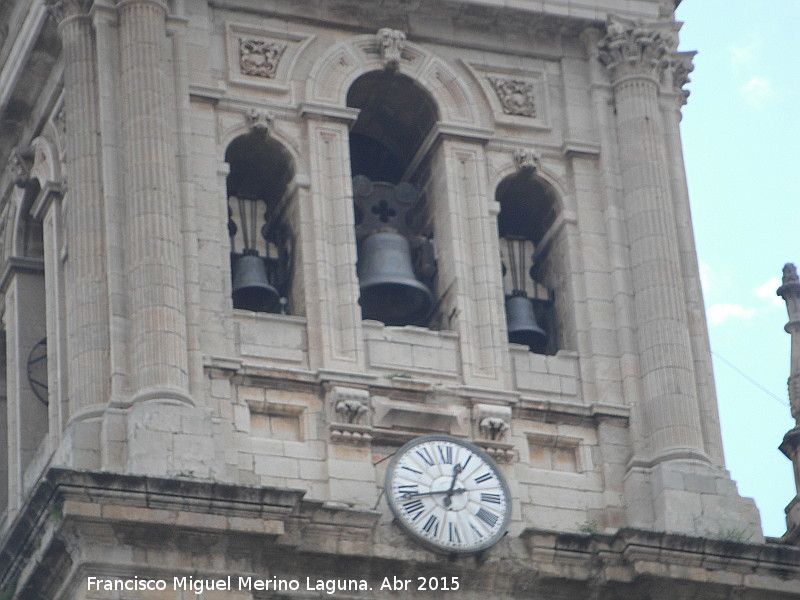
[2,0,800,598]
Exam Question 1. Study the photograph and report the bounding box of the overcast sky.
[675,0,800,538]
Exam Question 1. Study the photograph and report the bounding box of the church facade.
[0,0,798,597]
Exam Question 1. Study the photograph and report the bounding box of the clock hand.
[401,488,467,499]
[443,464,463,507]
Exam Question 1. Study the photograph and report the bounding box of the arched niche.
[347,71,443,328]
[496,169,565,354]
[224,129,299,315]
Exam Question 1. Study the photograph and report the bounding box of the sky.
[675,1,800,537]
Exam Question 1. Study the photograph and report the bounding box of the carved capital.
[46,0,93,24]
[513,148,541,173]
[598,16,677,83]
[377,28,406,71]
[239,38,286,79]
[245,109,274,138]
[666,50,695,104]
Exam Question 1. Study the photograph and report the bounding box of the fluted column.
[47,0,111,415]
[598,17,706,464]
[117,0,189,402]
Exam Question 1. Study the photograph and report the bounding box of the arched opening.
[347,71,440,327]
[225,132,296,314]
[496,171,560,354]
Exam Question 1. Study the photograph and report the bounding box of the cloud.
[707,303,757,326]
[754,276,784,307]
[730,38,759,70]
[740,76,775,107]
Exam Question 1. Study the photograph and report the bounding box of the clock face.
[385,434,511,554]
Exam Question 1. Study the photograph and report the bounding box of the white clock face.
[385,435,511,554]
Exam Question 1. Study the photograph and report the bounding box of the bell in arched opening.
[353,176,434,326]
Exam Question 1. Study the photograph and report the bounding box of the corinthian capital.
[598,15,677,82]
[46,0,93,24]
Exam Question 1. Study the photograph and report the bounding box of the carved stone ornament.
[377,28,406,71]
[513,148,541,173]
[46,0,93,23]
[329,386,370,425]
[479,416,510,441]
[9,147,33,188]
[487,76,537,117]
[245,109,274,137]
[239,38,286,79]
[597,16,677,82]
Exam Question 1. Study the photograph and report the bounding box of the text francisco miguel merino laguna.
[87,575,402,595]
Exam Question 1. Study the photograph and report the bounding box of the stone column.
[660,53,726,467]
[46,0,111,415]
[116,0,190,403]
[598,18,706,464]
[778,263,800,536]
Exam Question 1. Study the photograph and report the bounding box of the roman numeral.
[481,493,502,505]
[476,508,499,528]
[402,499,425,521]
[422,514,439,537]
[397,485,419,497]
[474,472,493,484]
[401,465,422,475]
[416,447,435,466]
[461,454,473,470]
[470,523,484,540]
[448,522,461,544]
[438,445,453,464]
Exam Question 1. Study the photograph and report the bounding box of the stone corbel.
[513,148,541,173]
[377,28,406,71]
[327,386,373,445]
[473,404,515,463]
[9,147,34,189]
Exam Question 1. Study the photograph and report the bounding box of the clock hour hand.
[443,464,463,507]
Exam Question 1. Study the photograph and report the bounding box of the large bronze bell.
[232,253,280,312]
[358,230,433,325]
[505,293,547,353]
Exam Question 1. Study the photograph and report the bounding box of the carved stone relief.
[487,76,537,117]
[239,38,286,78]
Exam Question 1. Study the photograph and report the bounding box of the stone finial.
[46,0,93,24]
[778,263,800,322]
[597,15,676,82]
[245,109,274,138]
[513,148,541,173]
[377,28,406,71]
[9,147,34,188]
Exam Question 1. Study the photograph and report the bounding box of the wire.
[711,350,790,408]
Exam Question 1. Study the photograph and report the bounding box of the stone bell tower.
[1,0,799,598]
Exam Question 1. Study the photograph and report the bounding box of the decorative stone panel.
[225,22,314,96]
[464,61,553,130]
